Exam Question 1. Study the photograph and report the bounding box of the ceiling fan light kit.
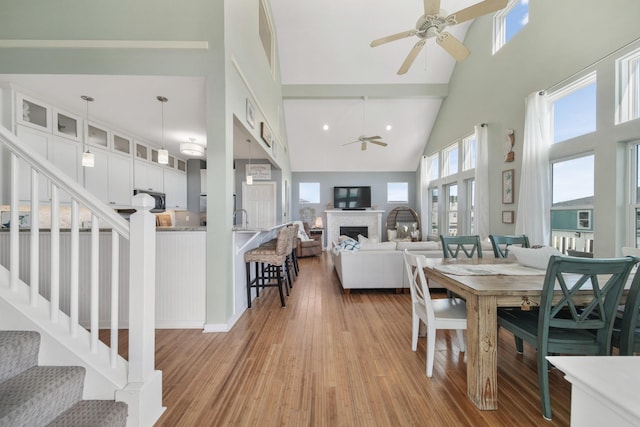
[371,0,508,75]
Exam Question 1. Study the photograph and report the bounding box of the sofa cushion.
[387,229,397,241]
[358,234,379,244]
[396,241,439,251]
[360,241,397,251]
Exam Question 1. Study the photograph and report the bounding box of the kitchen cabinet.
[83,147,109,202]
[113,134,132,155]
[200,169,206,195]
[51,136,80,203]
[86,122,109,149]
[84,149,132,207]
[16,93,51,132]
[164,168,187,210]
[16,125,51,202]
[134,160,164,192]
[54,109,81,142]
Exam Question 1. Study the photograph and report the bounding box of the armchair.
[294,221,322,257]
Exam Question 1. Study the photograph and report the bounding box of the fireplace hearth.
[340,226,368,240]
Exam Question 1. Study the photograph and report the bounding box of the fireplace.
[325,209,384,245]
[340,226,368,240]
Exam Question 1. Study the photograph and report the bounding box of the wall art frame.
[502,210,514,224]
[502,169,514,204]
[260,122,272,147]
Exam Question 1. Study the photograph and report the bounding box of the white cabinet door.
[108,153,132,206]
[200,169,206,195]
[51,136,80,203]
[16,125,51,202]
[134,160,164,192]
[164,169,187,210]
[83,148,109,202]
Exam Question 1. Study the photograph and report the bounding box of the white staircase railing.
[0,125,164,426]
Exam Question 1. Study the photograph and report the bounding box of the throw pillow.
[387,229,397,241]
[396,222,416,239]
[298,227,311,241]
[509,246,562,270]
[358,234,379,244]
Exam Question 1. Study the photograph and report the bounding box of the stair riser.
[0,331,40,383]
[0,366,85,426]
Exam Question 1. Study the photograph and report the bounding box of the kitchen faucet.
[233,209,248,228]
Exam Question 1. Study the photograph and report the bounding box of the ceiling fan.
[342,97,389,151]
[371,0,508,75]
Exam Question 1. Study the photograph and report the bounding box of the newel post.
[116,194,165,426]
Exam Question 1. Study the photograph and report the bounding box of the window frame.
[616,47,640,125]
[387,182,409,204]
[548,72,597,144]
[493,0,529,54]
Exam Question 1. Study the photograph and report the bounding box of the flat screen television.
[333,186,371,210]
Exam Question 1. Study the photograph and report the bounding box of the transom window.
[549,73,597,143]
[442,143,459,177]
[616,47,640,125]
[462,134,477,171]
[493,0,529,54]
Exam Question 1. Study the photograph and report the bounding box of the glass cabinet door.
[177,159,186,172]
[55,110,81,141]
[135,142,148,160]
[87,123,109,148]
[113,134,131,155]
[17,94,51,131]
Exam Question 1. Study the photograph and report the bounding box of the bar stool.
[244,227,291,308]
[260,225,297,289]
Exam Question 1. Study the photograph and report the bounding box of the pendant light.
[157,96,169,165]
[246,138,253,185]
[81,95,95,168]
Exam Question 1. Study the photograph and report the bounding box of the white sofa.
[331,240,443,293]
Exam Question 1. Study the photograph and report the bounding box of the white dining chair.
[402,249,467,377]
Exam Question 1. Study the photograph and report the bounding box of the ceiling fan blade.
[424,0,441,16]
[342,140,359,146]
[361,141,367,151]
[371,30,417,47]
[369,140,388,147]
[436,32,470,61]
[397,40,426,75]
[362,135,382,141]
[447,0,508,24]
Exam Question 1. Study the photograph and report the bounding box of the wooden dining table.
[421,257,632,411]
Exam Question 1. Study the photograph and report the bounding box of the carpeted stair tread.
[0,331,40,383]
[0,365,85,427]
[47,400,128,427]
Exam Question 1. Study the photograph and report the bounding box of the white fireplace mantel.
[325,210,385,244]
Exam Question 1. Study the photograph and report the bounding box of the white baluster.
[90,213,99,353]
[110,230,119,368]
[30,168,39,306]
[10,153,19,291]
[70,200,79,337]
[50,185,59,322]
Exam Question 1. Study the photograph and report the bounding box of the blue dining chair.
[497,255,638,420]
[440,235,483,259]
[611,266,640,355]
[489,234,529,258]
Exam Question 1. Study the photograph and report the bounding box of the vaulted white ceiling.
[270,0,480,172]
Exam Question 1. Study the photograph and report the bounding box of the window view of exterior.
[387,182,408,203]
[446,184,458,236]
[493,0,529,53]
[552,77,597,143]
[550,155,594,254]
[299,182,320,204]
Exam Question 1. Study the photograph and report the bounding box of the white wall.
[425,0,640,255]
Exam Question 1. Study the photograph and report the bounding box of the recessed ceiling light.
[386,124,392,131]
[323,124,329,131]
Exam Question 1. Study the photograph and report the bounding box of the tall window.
[387,182,408,203]
[259,0,274,73]
[628,142,640,247]
[550,73,597,143]
[445,184,458,236]
[493,0,529,53]
[429,188,439,235]
[425,131,476,237]
[442,143,459,177]
[551,155,594,253]
[299,182,320,204]
[616,47,640,125]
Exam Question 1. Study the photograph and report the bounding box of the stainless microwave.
[133,189,166,213]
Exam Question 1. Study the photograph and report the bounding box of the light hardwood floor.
[109,252,572,426]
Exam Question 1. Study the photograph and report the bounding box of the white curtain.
[515,91,551,245]
[419,155,430,241]
[474,124,490,240]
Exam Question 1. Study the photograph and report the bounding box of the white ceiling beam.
[282,83,448,99]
